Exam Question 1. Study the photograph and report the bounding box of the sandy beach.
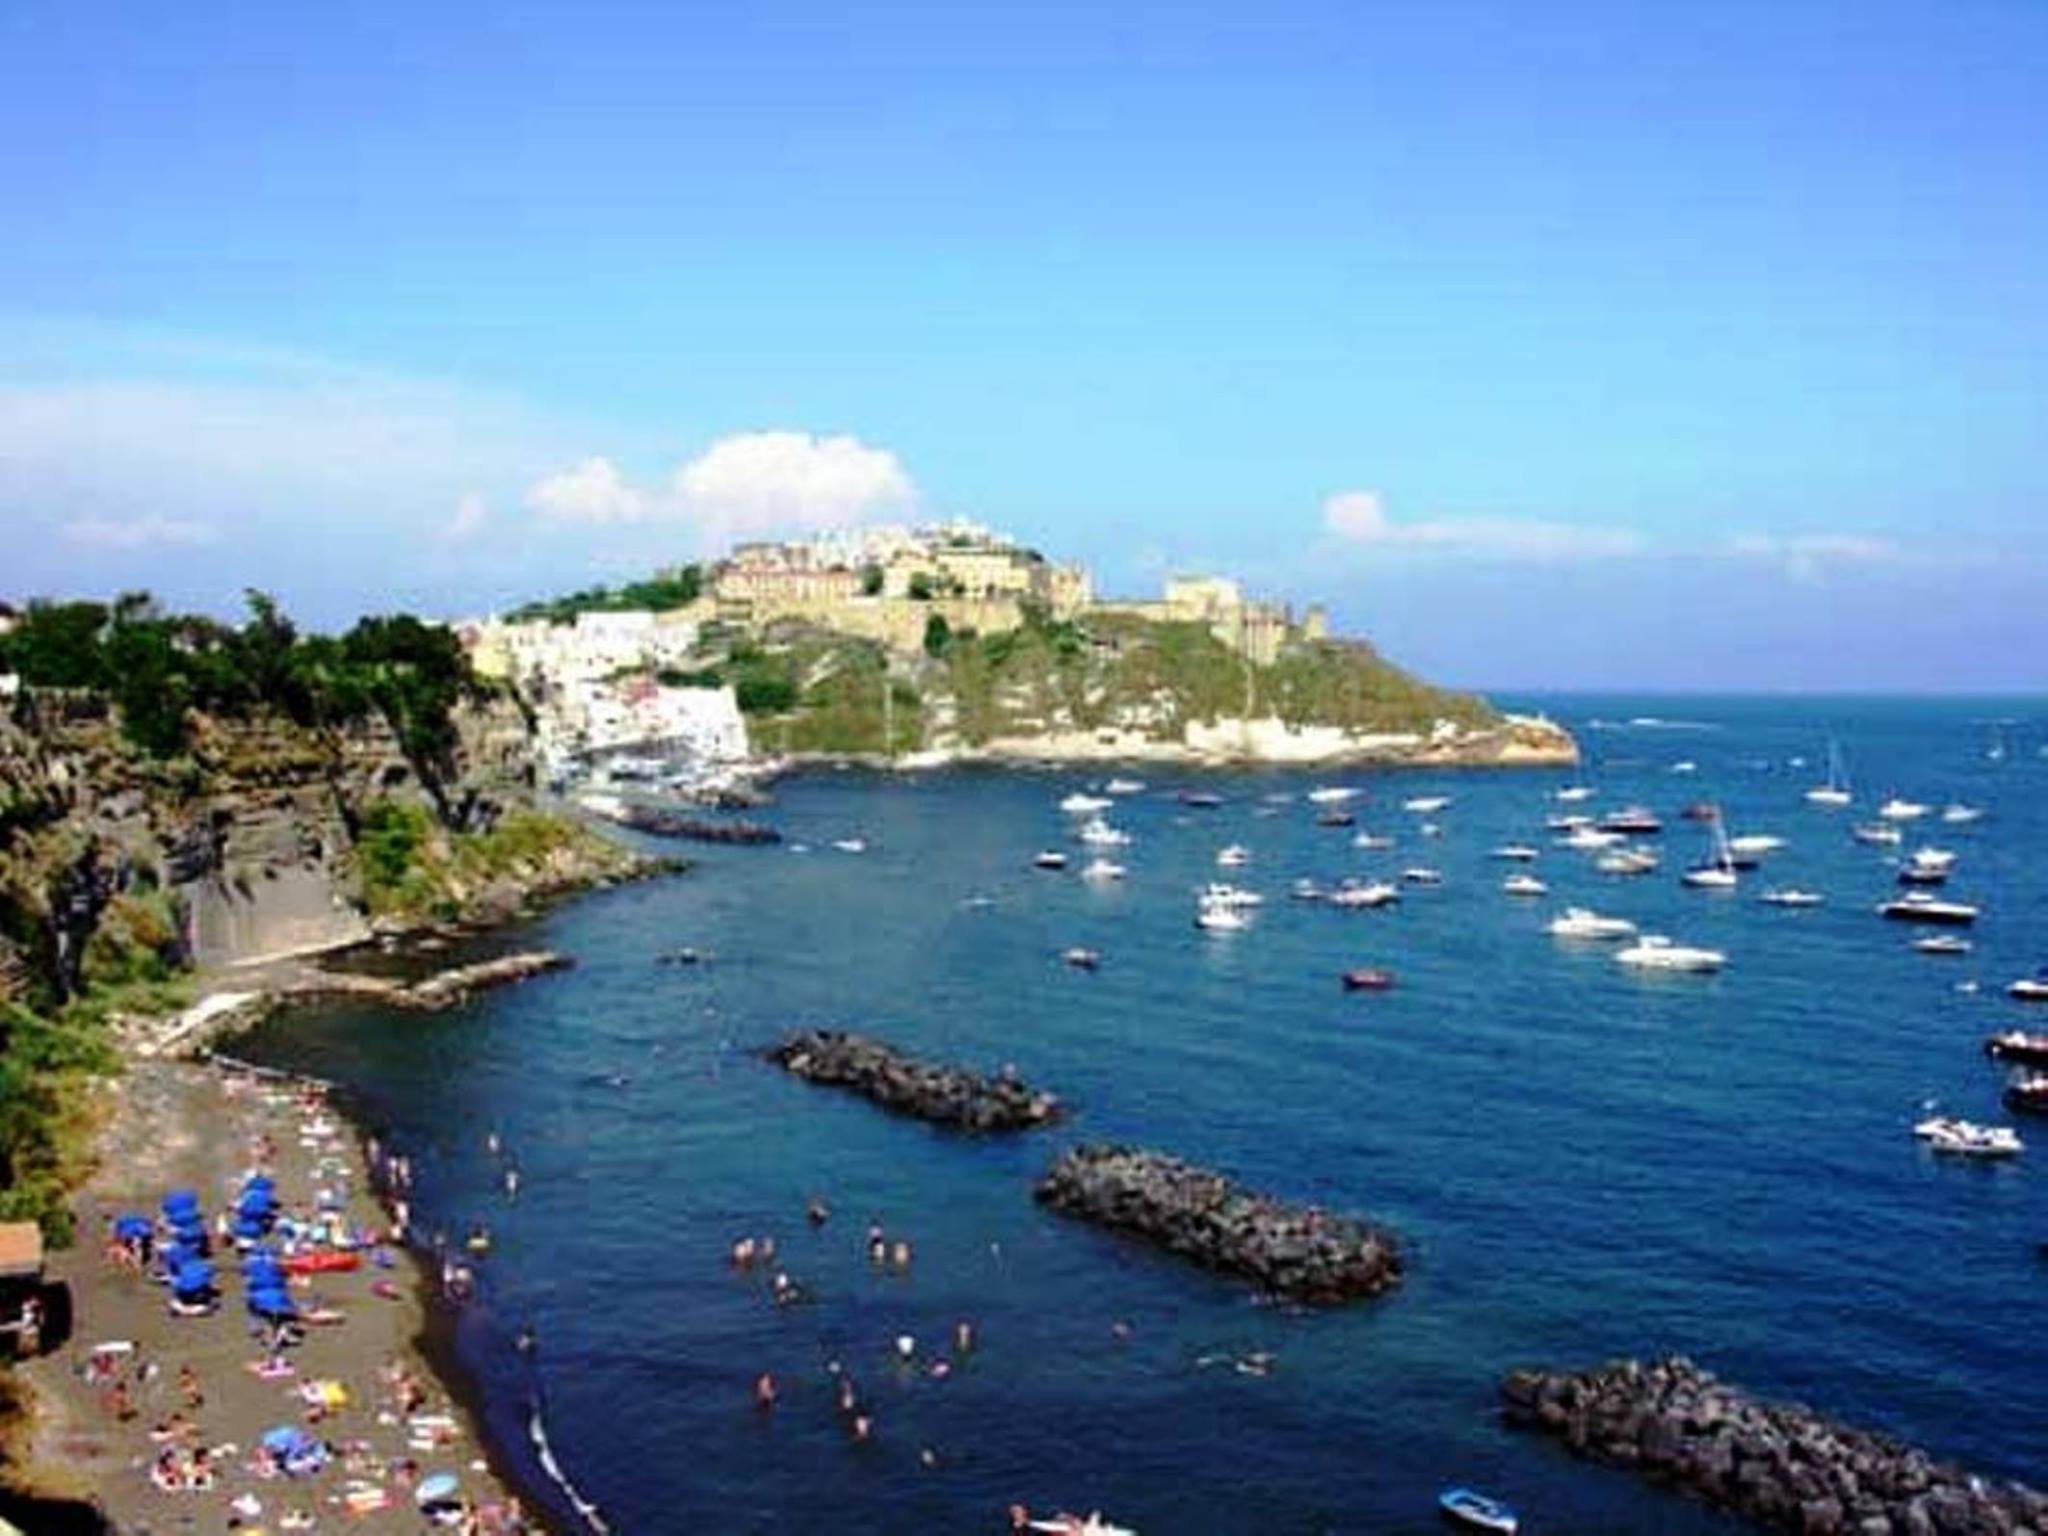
[12,1054,542,1534]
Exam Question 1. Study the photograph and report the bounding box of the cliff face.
[0,693,550,1007]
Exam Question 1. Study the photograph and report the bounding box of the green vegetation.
[922,613,952,657]
[351,798,628,922]
[906,572,934,601]
[503,566,702,624]
[0,591,484,786]
[859,564,884,596]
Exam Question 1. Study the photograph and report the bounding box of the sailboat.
[1805,740,1851,807]
[1682,811,1739,888]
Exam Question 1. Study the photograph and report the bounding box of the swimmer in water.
[954,1320,975,1353]
[486,1131,501,1156]
[503,1166,519,1199]
[754,1373,777,1408]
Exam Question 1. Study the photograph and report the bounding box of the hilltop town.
[457,521,1575,778]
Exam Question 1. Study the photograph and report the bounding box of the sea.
[240,696,2048,1534]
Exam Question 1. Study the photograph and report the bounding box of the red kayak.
[282,1251,361,1276]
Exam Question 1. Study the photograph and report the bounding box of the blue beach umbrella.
[114,1214,154,1241]
[415,1473,461,1505]
[243,1174,276,1192]
[161,1190,200,1216]
[238,1188,275,1213]
[172,1260,216,1294]
[247,1288,297,1317]
[232,1216,269,1241]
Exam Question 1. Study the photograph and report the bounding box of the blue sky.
[2,1,2043,689]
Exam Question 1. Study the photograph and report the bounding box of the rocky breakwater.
[1033,1144,1402,1304]
[767,1030,1062,1132]
[1502,1356,2048,1535]
[584,795,780,844]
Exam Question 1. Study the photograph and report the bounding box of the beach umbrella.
[159,1241,200,1271]
[248,1289,297,1318]
[414,1473,461,1506]
[243,1174,277,1192]
[113,1214,153,1240]
[262,1424,314,1456]
[161,1190,200,1217]
[173,1260,216,1292]
[238,1189,276,1213]
[232,1216,269,1241]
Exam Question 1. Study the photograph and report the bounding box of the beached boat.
[1341,967,1395,991]
[1403,795,1451,814]
[1215,844,1251,867]
[2008,970,2048,1002]
[1438,1487,1519,1534]
[1080,858,1126,882]
[1326,880,1400,909]
[1501,873,1548,897]
[1879,893,1977,926]
[1033,850,1070,870]
[1547,907,1636,940]
[1059,792,1111,815]
[1615,935,1726,972]
[1805,740,1852,807]
[1598,806,1663,835]
[1913,934,1971,956]
[1985,1031,2048,1066]
[1759,888,1824,908]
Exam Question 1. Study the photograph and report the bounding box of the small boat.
[1490,845,1540,861]
[1879,797,1930,821]
[1897,862,1948,887]
[1805,740,1852,807]
[1905,847,1957,872]
[1596,847,1659,876]
[1501,873,1548,897]
[1560,825,1623,850]
[1403,795,1451,814]
[1670,759,1698,775]
[1080,859,1126,882]
[1027,1515,1136,1536]
[1941,803,1984,824]
[1325,880,1400,909]
[1759,888,1824,908]
[1201,883,1264,908]
[1290,878,1325,901]
[831,837,867,854]
[1853,821,1903,846]
[1616,935,1726,972]
[1438,1487,1518,1534]
[1033,850,1071,871]
[1194,902,1249,932]
[1597,806,1663,835]
[1916,1118,2024,1159]
[1341,968,1395,991]
[1215,844,1251,867]
[1059,792,1111,814]
[281,1251,362,1276]
[1076,817,1132,847]
[1179,790,1223,808]
[1553,784,1595,803]
[1985,1031,2048,1065]
[1401,867,1444,886]
[1547,813,1594,831]
[2008,969,2048,1002]
[1316,809,1357,828]
[1547,907,1636,940]
[1308,786,1360,804]
[1879,893,1978,926]
[1681,810,1738,888]
[1726,833,1785,858]
[1061,947,1102,971]
[2002,1076,2048,1115]
[1353,832,1395,850]
[1105,777,1146,795]
[1912,934,1971,956]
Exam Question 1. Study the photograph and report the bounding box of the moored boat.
[1215,844,1251,868]
[2008,969,2048,1002]
[1438,1487,1518,1534]
[1985,1031,2048,1066]
[1547,907,1636,940]
[1879,892,1978,926]
[1325,880,1400,909]
[1104,777,1146,795]
[1805,739,1852,806]
[1033,850,1071,871]
[1341,967,1395,991]
[1501,873,1548,897]
[1316,809,1357,828]
[1308,786,1360,804]
[1616,935,1726,972]
[1879,797,1930,821]
[1853,822,1903,846]
[1597,806,1663,835]
[1401,867,1444,886]
[1403,794,1452,814]
[1178,790,1223,808]
[1912,934,1971,956]
[1081,858,1126,882]
[1061,947,1101,971]
[1490,844,1540,861]
[2002,1076,2048,1115]
[1059,792,1111,815]
[1914,1117,2024,1159]
[1596,846,1659,876]
[1759,888,1824,908]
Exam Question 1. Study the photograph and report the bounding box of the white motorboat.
[1490,845,1540,861]
[1879,892,1978,926]
[1879,797,1930,821]
[1670,759,1698,775]
[1307,786,1360,804]
[1553,785,1595,803]
[1914,1117,2023,1159]
[1561,825,1624,850]
[1597,806,1663,834]
[1193,901,1249,932]
[1940,803,1984,824]
[1597,847,1660,876]
[1033,850,1071,870]
[1805,740,1851,807]
[1352,832,1395,850]
[2008,971,2048,1001]
[1681,812,1739,888]
[1290,878,1325,901]
[1547,813,1594,831]
[1076,817,1132,847]
[1759,888,1824,908]
[1403,795,1451,814]
[1325,880,1400,909]
[1419,822,1443,838]
[1615,935,1727,972]
[1081,859,1127,882]
[1400,867,1444,886]
[1104,777,1146,796]
[1215,844,1251,868]
[1726,833,1785,858]
[831,837,867,854]
[1059,792,1112,815]
[1501,873,1548,897]
[1905,847,1957,872]
[1200,882,1263,909]
[1913,934,1971,956]
[1027,1515,1136,1536]
[1547,907,1637,940]
[1853,822,1903,846]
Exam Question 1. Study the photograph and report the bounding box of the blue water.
[244,697,2048,1533]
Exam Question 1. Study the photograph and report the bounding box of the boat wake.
[529,1401,610,1533]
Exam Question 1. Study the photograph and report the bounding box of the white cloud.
[519,430,917,546]
[523,456,648,524]
[443,493,488,541]
[1727,532,1905,579]
[61,514,216,548]
[1322,490,1643,561]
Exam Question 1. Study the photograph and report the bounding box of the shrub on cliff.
[0,1001,118,1245]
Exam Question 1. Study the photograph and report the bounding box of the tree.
[907,572,934,601]
[922,613,953,657]
[859,564,884,597]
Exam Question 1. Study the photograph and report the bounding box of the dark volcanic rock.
[1033,1143,1402,1304]
[609,803,780,844]
[1502,1357,2048,1534]
[767,1030,1062,1132]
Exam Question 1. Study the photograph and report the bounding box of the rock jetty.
[766,1030,1062,1132]
[1502,1356,2048,1535]
[605,802,781,844]
[1033,1144,1402,1304]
